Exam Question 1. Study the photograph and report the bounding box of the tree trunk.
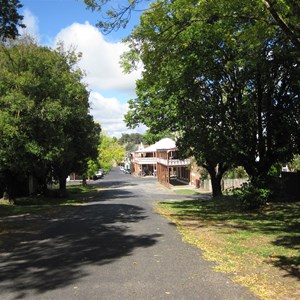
[59,177,67,198]
[204,162,228,198]
[211,176,223,198]
[3,171,16,204]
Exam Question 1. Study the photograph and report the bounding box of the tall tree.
[98,133,125,173]
[0,0,25,41]
[123,0,300,196]
[262,0,300,51]
[0,37,99,199]
[83,0,300,52]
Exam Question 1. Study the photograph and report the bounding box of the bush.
[233,183,271,210]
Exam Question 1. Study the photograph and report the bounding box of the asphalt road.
[0,168,257,300]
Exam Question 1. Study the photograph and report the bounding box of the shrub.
[233,183,271,210]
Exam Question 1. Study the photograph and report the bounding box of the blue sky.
[20,0,146,138]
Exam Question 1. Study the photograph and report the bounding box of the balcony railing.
[133,157,190,166]
[133,157,157,164]
[157,158,190,166]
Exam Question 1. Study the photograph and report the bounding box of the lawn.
[0,185,100,217]
[174,189,201,196]
[157,196,300,300]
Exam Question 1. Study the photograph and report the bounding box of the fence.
[200,178,248,192]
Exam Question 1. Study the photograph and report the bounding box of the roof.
[135,138,176,153]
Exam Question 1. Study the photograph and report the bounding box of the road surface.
[0,168,257,299]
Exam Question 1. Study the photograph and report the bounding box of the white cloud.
[54,22,144,138]
[54,22,141,94]
[20,13,143,138]
[20,9,40,41]
[90,92,146,138]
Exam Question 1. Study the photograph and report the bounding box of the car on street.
[93,169,104,180]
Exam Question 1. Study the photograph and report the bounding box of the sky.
[20,0,147,138]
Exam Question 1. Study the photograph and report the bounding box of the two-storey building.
[131,138,193,188]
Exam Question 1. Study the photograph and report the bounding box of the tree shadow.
[97,187,136,200]
[0,203,161,298]
[65,182,137,204]
[89,180,138,189]
[158,199,300,280]
[270,256,300,280]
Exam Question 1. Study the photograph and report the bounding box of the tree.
[287,155,300,172]
[123,0,300,196]
[0,0,25,41]
[142,129,173,145]
[118,133,144,151]
[0,36,99,199]
[83,0,150,33]
[84,0,300,53]
[98,133,125,173]
[262,0,300,51]
[119,133,143,145]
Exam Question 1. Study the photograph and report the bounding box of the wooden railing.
[133,157,157,164]
[157,158,190,166]
[133,157,190,166]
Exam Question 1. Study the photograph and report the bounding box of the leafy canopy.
[98,133,125,172]
[122,0,300,195]
[0,0,25,41]
[0,36,100,195]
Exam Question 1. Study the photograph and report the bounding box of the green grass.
[173,189,200,196]
[157,196,300,300]
[0,185,100,217]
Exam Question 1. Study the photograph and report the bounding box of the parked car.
[93,169,104,180]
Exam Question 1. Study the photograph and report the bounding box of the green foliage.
[288,155,300,171]
[267,164,282,177]
[118,132,143,151]
[122,0,300,196]
[233,183,271,210]
[142,129,173,145]
[86,159,99,179]
[0,0,25,41]
[99,161,112,174]
[224,167,248,179]
[0,36,100,197]
[124,142,137,152]
[83,0,145,34]
[98,133,125,172]
[262,0,300,51]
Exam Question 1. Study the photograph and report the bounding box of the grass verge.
[173,189,201,196]
[156,196,300,300]
[0,185,100,217]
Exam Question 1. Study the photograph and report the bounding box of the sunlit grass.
[157,197,300,300]
[0,185,100,217]
[173,189,200,196]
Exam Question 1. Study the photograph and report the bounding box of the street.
[0,168,257,299]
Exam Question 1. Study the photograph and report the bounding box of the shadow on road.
[89,180,138,189]
[0,203,161,298]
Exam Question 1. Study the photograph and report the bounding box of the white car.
[93,169,104,180]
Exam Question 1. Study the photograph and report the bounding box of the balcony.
[157,158,190,166]
[133,157,157,165]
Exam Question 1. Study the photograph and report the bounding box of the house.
[131,138,198,188]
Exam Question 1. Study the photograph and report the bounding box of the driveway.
[0,168,257,299]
